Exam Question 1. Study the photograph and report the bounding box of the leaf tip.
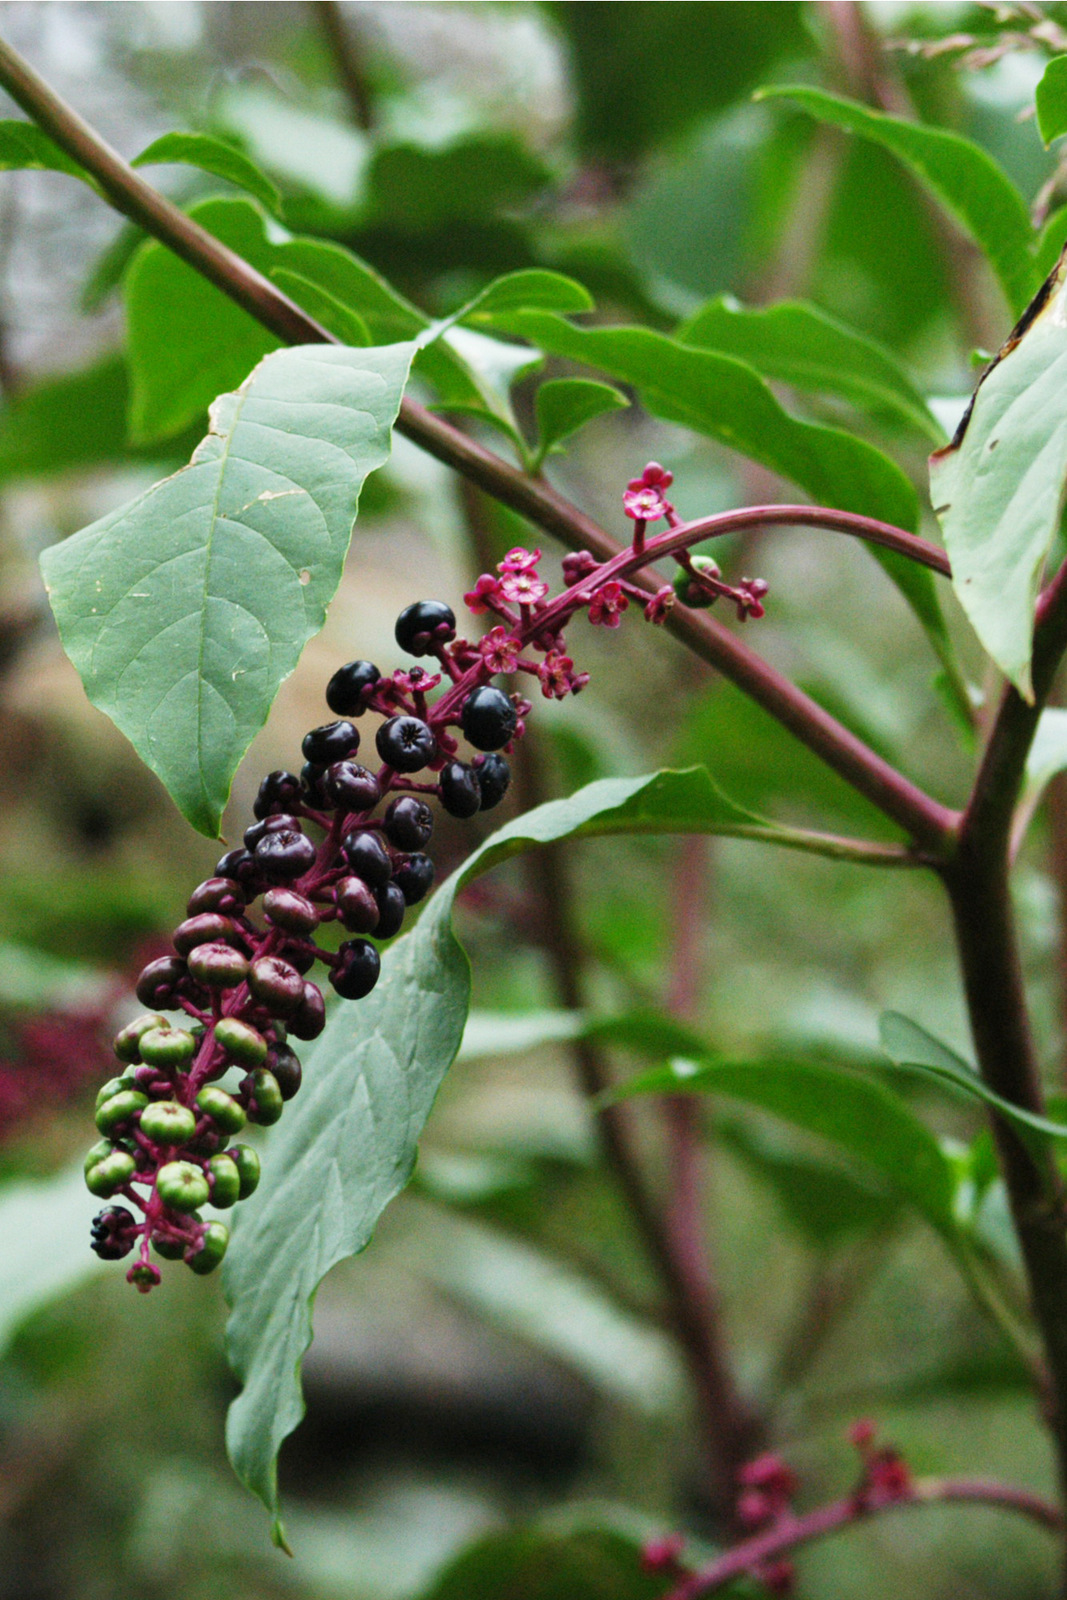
[271,1519,294,1556]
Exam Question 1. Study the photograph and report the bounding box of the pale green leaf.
[41,341,415,835]
[929,254,1067,699]
[759,87,1036,315]
[533,377,629,466]
[1037,55,1067,147]
[269,268,371,345]
[459,268,593,324]
[131,130,282,214]
[0,118,92,183]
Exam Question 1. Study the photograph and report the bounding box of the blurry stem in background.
[312,0,375,132]
[457,476,760,1517]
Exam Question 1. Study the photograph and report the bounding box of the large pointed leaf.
[131,130,281,214]
[222,766,826,1544]
[759,87,1036,315]
[41,341,415,835]
[677,294,944,443]
[606,1054,958,1237]
[929,253,1067,699]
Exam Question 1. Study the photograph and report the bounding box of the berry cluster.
[86,464,767,1290]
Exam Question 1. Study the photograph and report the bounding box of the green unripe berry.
[672,555,721,608]
[247,1068,283,1125]
[213,1016,267,1067]
[207,1153,241,1208]
[113,1012,169,1064]
[196,1086,246,1134]
[95,1088,149,1136]
[187,941,250,989]
[156,1160,210,1213]
[138,1026,196,1068]
[187,1221,229,1275]
[139,1100,197,1145]
[230,1143,261,1198]
[152,1234,187,1260]
[85,1149,136,1197]
[84,1138,116,1176]
[95,1075,136,1112]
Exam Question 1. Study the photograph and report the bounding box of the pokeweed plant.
[13,13,1067,1597]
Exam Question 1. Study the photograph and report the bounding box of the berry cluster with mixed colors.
[86,464,767,1289]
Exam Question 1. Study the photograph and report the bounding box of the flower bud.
[127,1262,162,1293]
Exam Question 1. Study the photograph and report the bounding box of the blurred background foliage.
[1,2,1067,1597]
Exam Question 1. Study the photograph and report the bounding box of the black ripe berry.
[302,720,359,766]
[136,956,189,1010]
[90,1205,135,1260]
[384,796,433,850]
[214,847,262,900]
[376,715,437,773]
[374,881,407,939]
[342,830,392,887]
[473,752,511,811]
[461,687,516,751]
[288,982,326,1040]
[394,854,435,906]
[267,1042,303,1101]
[439,760,481,819]
[300,761,328,806]
[244,812,299,851]
[254,827,316,883]
[395,600,456,657]
[324,760,381,812]
[326,660,380,717]
[331,939,381,1000]
[253,770,302,819]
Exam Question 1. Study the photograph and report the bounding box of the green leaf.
[929,254,1067,699]
[1036,204,1067,279]
[1024,706,1067,808]
[222,766,822,1542]
[0,1161,103,1356]
[759,87,1036,315]
[0,119,92,183]
[607,1053,959,1237]
[459,268,594,324]
[368,135,552,227]
[1037,56,1067,147]
[269,268,371,346]
[41,341,415,836]
[879,1012,1067,1150]
[532,378,628,466]
[677,294,945,443]
[131,131,282,214]
[419,1523,667,1600]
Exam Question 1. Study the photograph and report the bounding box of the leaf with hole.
[41,340,415,836]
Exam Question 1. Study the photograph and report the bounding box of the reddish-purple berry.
[324,760,381,812]
[336,875,380,934]
[255,827,316,884]
[263,887,320,935]
[384,796,433,850]
[253,769,303,819]
[247,955,305,1016]
[288,982,326,1040]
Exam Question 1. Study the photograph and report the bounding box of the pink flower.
[629,461,673,491]
[499,567,549,606]
[537,650,577,699]
[644,584,675,624]
[464,573,502,615]
[498,546,542,573]
[561,549,599,586]
[588,580,628,628]
[479,626,521,674]
[623,484,670,523]
[392,667,441,696]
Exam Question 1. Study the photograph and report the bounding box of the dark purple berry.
[376,715,437,773]
[136,956,189,1010]
[384,796,433,850]
[439,760,481,819]
[393,854,435,905]
[331,939,381,999]
[173,913,239,957]
[253,770,303,820]
[473,752,511,810]
[395,600,456,657]
[342,830,392,887]
[302,720,359,765]
[263,887,319,935]
[288,982,326,1040]
[90,1205,136,1261]
[187,877,244,917]
[267,1042,302,1101]
[326,659,380,717]
[374,882,406,939]
[244,812,300,851]
[301,761,329,805]
[248,955,305,1016]
[214,848,262,900]
[280,941,316,976]
[461,686,516,751]
[324,760,381,812]
[336,875,380,933]
[255,828,316,883]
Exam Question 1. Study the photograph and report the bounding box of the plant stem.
[663,1476,1062,1599]
[0,33,956,852]
[312,0,375,130]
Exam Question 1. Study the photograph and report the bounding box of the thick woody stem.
[0,33,955,852]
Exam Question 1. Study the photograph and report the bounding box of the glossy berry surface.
[268,1043,302,1101]
[186,876,244,917]
[394,853,435,905]
[342,830,392,887]
[231,1144,261,1197]
[326,659,380,716]
[253,769,303,818]
[288,982,327,1040]
[139,1100,197,1145]
[173,912,238,956]
[196,1085,247,1134]
[374,882,406,940]
[214,847,262,898]
[302,720,359,765]
[248,956,305,1016]
[439,760,482,818]
[461,686,517,751]
[376,715,437,773]
[384,795,433,850]
[255,827,317,883]
[135,956,189,1010]
[247,1068,284,1125]
[187,1220,229,1274]
[187,941,250,989]
[207,1153,241,1208]
[324,760,381,812]
[395,599,456,656]
[331,939,381,999]
[473,753,511,810]
[213,1017,267,1066]
[263,887,320,935]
